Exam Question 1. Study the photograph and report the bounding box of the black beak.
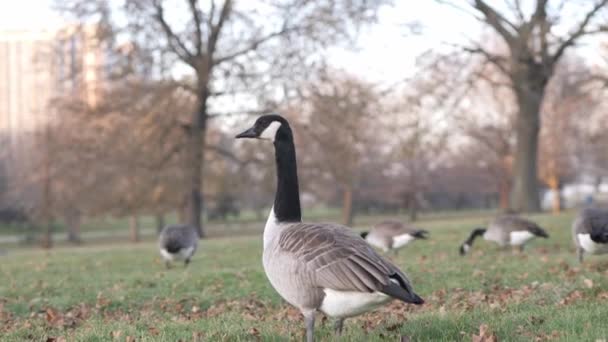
[235,126,257,139]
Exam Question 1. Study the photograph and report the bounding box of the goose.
[236,114,424,342]
[361,220,429,255]
[572,208,608,263]
[158,224,198,268]
[459,215,549,255]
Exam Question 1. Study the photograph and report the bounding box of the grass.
[1,211,608,341]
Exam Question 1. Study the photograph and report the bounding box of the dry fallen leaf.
[472,324,498,342]
[583,278,594,288]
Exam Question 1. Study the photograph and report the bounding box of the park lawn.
[1,211,608,341]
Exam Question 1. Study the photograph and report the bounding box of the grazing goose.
[572,208,608,263]
[361,220,429,254]
[236,114,424,342]
[158,224,198,269]
[459,215,549,255]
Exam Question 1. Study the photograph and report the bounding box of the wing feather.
[278,222,422,303]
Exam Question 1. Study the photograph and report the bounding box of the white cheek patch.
[260,121,282,142]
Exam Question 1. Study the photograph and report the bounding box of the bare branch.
[153,0,194,64]
[187,0,203,55]
[506,0,525,22]
[472,0,517,45]
[213,27,290,66]
[451,42,510,76]
[207,0,232,61]
[551,0,608,64]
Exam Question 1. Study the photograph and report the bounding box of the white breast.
[160,246,194,261]
[320,288,392,318]
[365,234,389,252]
[263,207,286,249]
[509,231,535,246]
[392,234,415,249]
[577,234,608,254]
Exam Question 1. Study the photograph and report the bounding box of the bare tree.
[57,0,389,237]
[437,0,608,211]
[293,70,381,225]
[455,75,516,211]
[389,81,449,221]
[539,57,595,212]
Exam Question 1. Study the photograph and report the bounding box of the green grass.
[1,211,608,341]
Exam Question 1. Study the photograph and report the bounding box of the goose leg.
[303,310,315,342]
[184,258,191,267]
[577,247,584,263]
[518,245,525,253]
[334,318,345,336]
[165,260,171,269]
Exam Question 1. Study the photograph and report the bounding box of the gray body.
[459,215,548,256]
[572,208,608,262]
[484,215,546,247]
[364,220,428,253]
[158,224,199,268]
[263,211,423,340]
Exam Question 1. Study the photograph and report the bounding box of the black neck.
[465,228,486,246]
[273,130,301,223]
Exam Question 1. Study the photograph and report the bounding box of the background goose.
[459,215,549,255]
[572,208,608,263]
[236,114,423,342]
[158,224,199,269]
[361,220,429,254]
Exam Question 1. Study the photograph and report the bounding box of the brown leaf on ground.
[472,324,498,342]
[248,327,261,341]
[148,326,160,336]
[96,292,110,309]
[45,308,61,325]
[125,336,136,342]
[192,331,205,342]
[400,336,411,342]
[534,330,560,341]
[583,278,594,288]
[559,290,584,306]
[386,322,403,331]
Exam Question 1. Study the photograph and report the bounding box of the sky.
[0,1,602,85]
[0,0,480,86]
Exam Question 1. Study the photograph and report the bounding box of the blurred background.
[0,0,607,249]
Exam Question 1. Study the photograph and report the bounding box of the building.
[0,30,55,155]
[54,24,106,108]
[0,25,106,207]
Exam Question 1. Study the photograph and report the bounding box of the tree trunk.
[547,174,562,214]
[66,211,82,244]
[498,179,510,211]
[341,185,354,226]
[185,79,209,238]
[155,212,165,235]
[41,224,53,249]
[129,215,140,243]
[178,198,187,223]
[409,193,418,222]
[509,82,544,212]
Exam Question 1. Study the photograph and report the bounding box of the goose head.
[235,114,291,142]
